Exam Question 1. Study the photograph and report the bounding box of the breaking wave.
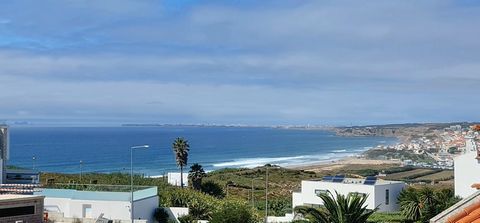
[212,152,356,169]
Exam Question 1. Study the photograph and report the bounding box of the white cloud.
[0,0,479,124]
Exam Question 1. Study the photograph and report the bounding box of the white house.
[168,172,188,187]
[292,176,406,212]
[35,185,158,223]
[454,135,480,198]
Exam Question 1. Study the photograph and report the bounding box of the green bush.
[368,212,408,223]
[210,201,257,223]
[177,215,195,223]
[153,208,170,223]
[201,181,225,198]
[159,188,220,220]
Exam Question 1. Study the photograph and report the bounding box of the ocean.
[8,126,396,176]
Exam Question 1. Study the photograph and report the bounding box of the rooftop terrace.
[34,184,157,202]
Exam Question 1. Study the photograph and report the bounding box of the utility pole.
[251,179,254,207]
[265,166,269,223]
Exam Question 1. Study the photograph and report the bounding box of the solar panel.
[332,175,345,183]
[364,180,377,185]
[364,176,377,185]
[322,176,333,181]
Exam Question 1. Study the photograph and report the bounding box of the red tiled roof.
[472,184,480,190]
[447,202,480,223]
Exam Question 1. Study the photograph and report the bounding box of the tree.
[201,181,225,198]
[294,191,376,223]
[153,208,170,223]
[172,137,190,188]
[398,187,460,222]
[210,201,256,223]
[189,163,206,191]
[398,187,422,221]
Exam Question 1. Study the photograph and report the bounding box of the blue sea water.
[8,127,396,176]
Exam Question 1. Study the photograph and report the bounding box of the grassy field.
[413,170,454,182]
[382,168,439,181]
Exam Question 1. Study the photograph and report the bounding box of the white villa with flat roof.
[35,185,158,223]
[292,176,406,213]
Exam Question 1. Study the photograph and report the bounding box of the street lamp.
[130,145,149,223]
[32,155,36,170]
[251,177,264,208]
[79,160,83,183]
[265,166,269,223]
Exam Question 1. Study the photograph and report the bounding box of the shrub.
[210,201,257,223]
[153,208,170,223]
[177,215,195,223]
[201,181,225,198]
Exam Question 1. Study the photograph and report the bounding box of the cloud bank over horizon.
[0,0,479,126]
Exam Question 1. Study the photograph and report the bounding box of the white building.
[292,176,406,213]
[168,172,188,187]
[35,185,158,223]
[454,135,480,198]
[0,124,9,184]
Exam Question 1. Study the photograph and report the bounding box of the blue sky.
[0,0,479,126]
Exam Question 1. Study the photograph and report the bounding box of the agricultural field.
[382,168,439,181]
[412,170,454,182]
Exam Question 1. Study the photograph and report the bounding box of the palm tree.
[398,187,422,221]
[399,187,461,222]
[189,163,206,190]
[172,137,190,188]
[294,191,376,223]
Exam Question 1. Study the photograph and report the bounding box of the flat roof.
[35,186,157,202]
[308,177,404,186]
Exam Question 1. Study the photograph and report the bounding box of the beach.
[290,156,402,172]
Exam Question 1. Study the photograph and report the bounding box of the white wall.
[292,180,405,212]
[165,207,189,223]
[168,172,188,187]
[455,151,480,198]
[134,197,159,223]
[373,183,405,212]
[44,196,158,222]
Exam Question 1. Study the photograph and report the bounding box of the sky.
[0,0,479,126]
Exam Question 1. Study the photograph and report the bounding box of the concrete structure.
[454,135,480,198]
[267,213,295,223]
[0,194,44,223]
[168,172,188,187]
[35,185,158,223]
[430,190,480,223]
[292,176,406,212]
[0,125,9,184]
[165,207,189,223]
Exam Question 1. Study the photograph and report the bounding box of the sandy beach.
[289,157,402,172]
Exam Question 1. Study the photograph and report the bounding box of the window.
[315,189,328,197]
[348,192,367,198]
[385,189,390,205]
[0,206,35,217]
[83,204,92,218]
